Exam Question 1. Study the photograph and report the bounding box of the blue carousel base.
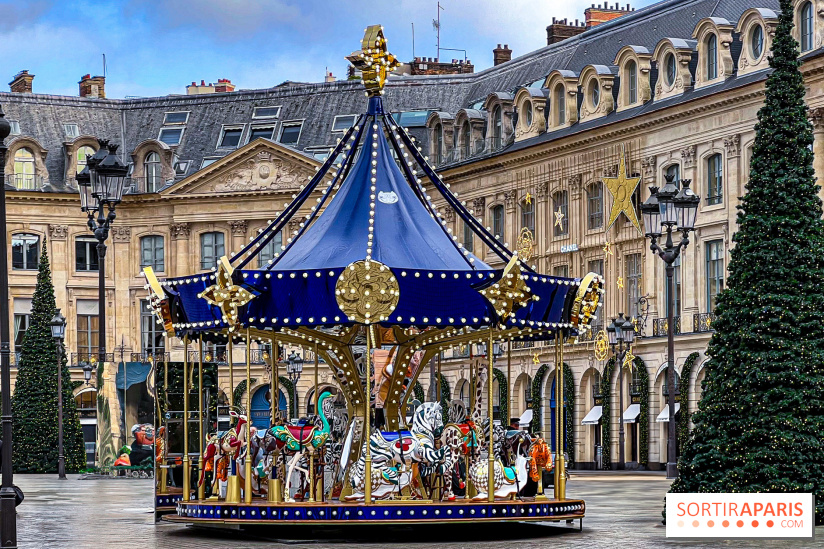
[163,497,585,526]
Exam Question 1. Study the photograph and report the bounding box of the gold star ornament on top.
[603,144,642,234]
[199,256,255,328]
[346,25,400,97]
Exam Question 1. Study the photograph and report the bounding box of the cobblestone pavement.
[6,472,823,549]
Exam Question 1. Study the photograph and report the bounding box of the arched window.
[750,24,764,59]
[706,34,718,80]
[463,220,474,253]
[801,2,814,52]
[200,232,225,270]
[258,231,283,267]
[553,191,569,236]
[461,123,471,156]
[491,204,504,239]
[492,106,503,148]
[587,183,603,230]
[13,147,35,190]
[434,123,443,160]
[664,53,677,86]
[12,233,39,270]
[589,80,600,108]
[665,164,681,189]
[140,235,164,271]
[76,145,95,173]
[555,84,566,125]
[524,101,533,127]
[144,151,162,192]
[706,154,723,205]
[627,60,638,104]
[521,200,534,233]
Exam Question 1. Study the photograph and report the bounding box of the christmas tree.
[12,240,86,473]
[669,0,824,524]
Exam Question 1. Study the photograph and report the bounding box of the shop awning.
[622,403,641,423]
[581,405,602,425]
[656,402,681,422]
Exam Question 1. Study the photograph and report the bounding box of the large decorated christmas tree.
[12,241,86,473]
[670,0,824,524]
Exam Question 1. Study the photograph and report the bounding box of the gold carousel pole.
[558,328,567,500]
[159,357,169,494]
[244,329,252,504]
[182,336,191,501]
[487,330,495,503]
[225,334,240,503]
[228,336,234,408]
[364,325,372,505]
[308,341,318,503]
[269,336,282,503]
[506,338,512,426]
[197,335,205,501]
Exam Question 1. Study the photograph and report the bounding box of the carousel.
[150,26,603,528]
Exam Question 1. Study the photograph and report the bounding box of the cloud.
[0,1,53,32]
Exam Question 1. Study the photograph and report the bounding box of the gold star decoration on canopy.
[345,25,400,97]
[604,144,642,234]
[554,206,565,228]
[199,256,255,329]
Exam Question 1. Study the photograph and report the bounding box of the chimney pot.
[9,70,34,93]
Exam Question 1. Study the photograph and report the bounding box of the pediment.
[162,139,326,196]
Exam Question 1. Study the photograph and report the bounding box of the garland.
[634,356,650,468]
[413,381,425,404]
[600,358,617,469]
[232,378,258,410]
[677,352,700,457]
[529,364,550,434]
[492,368,508,425]
[564,363,574,466]
[438,372,450,424]
[277,376,296,418]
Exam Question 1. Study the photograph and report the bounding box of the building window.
[13,313,29,348]
[332,114,357,132]
[751,24,764,59]
[553,191,569,236]
[553,265,569,278]
[664,53,677,86]
[9,121,20,135]
[589,79,600,108]
[460,123,471,156]
[706,240,724,311]
[626,253,642,319]
[140,235,164,271]
[218,126,244,148]
[521,200,535,233]
[627,60,638,104]
[200,232,225,270]
[76,145,95,173]
[141,299,165,354]
[248,126,275,143]
[13,147,35,190]
[587,259,604,277]
[706,34,718,80]
[587,183,603,230]
[258,232,283,267]
[524,101,533,127]
[492,106,503,148]
[664,255,681,317]
[144,151,162,192]
[492,205,504,239]
[665,163,681,187]
[555,84,566,125]
[63,124,79,138]
[201,157,220,169]
[278,122,303,146]
[12,233,39,270]
[158,127,183,146]
[252,106,281,119]
[706,153,723,205]
[77,313,99,358]
[463,220,474,253]
[163,112,189,124]
[434,123,443,159]
[75,236,99,272]
[801,2,814,52]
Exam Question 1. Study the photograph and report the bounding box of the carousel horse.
[345,400,447,501]
[199,411,248,494]
[249,429,280,494]
[267,391,333,502]
[468,454,530,501]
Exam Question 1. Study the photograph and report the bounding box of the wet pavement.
[5,472,823,548]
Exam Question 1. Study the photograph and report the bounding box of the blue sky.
[1,0,657,98]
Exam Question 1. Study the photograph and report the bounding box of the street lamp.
[77,140,128,373]
[641,175,700,479]
[608,313,635,470]
[0,104,17,548]
[286,351,303,420]
[50,309,67,480]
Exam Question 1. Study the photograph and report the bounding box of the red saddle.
[284,425,317,445]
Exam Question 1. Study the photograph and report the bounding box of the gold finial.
[346,25,400,97]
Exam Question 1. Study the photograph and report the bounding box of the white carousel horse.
[468,454,530,501]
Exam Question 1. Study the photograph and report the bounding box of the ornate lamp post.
[607,313,635,470]
[0,104,17,549]
[286,351,303,420]
[640,175,700,479]
[50,310,67,480]
[77,140,128,375]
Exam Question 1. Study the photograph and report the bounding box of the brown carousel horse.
[199,410,249,495]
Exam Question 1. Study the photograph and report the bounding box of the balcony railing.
[5,174,43,191]
[648,313,716,338]
[125,176,165,195]
[432,137,510,168]
[185,348,271,364]
[693,312,716,333]
[131,351,170,363]
[511,340,536,350]
[576,322,604,343]
[71,351,115,366]
[652,316,681,337]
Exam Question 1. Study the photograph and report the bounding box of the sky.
[1,0,657,99]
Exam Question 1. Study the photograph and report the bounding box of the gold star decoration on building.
[345,25,400,97]
[603,144,642,234]
[603,241,613,257]
[617,276,624,289]
[623,348,636,371]
[199,256,255,328]
[525,192,533,205]
[533,352,540,365]
[554,206,565,228]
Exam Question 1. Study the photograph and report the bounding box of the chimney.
[584,2,633,28]
[325,71,335,83]
[493,44,512,66]
[9,70,34,93]
[546,17,586,45]
[79,74,106,98]
[214,78,235,93]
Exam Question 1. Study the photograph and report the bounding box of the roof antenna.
[103,53,107,77]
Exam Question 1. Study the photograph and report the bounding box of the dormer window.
[253,106,281,119]
[217,125,244,148]
[627,60,638,104]
[706,34,718,80]
[492,106,503,147]
[590,80,600,108]
[800,2,814,52]
[163,112,189,124]
[556,85,566,125]
[63,124,79,138]
[751,25,764,59]
[524,102,533,127]
[664,54,677,86]
[158,127,183,146]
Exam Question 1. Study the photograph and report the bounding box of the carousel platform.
[163,497,585,527]
[156,488,188,515]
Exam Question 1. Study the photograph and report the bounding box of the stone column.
[810,108,824,204]
[170,223,191,276]
[503,189,517,249]
[228,220,248,256]
[471,197,485,257]
[48,223,69,316]
[111,226,132,359]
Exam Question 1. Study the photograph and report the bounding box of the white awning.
[656,402,681,422]
[581,405,602,425]
[622,403,641,423]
